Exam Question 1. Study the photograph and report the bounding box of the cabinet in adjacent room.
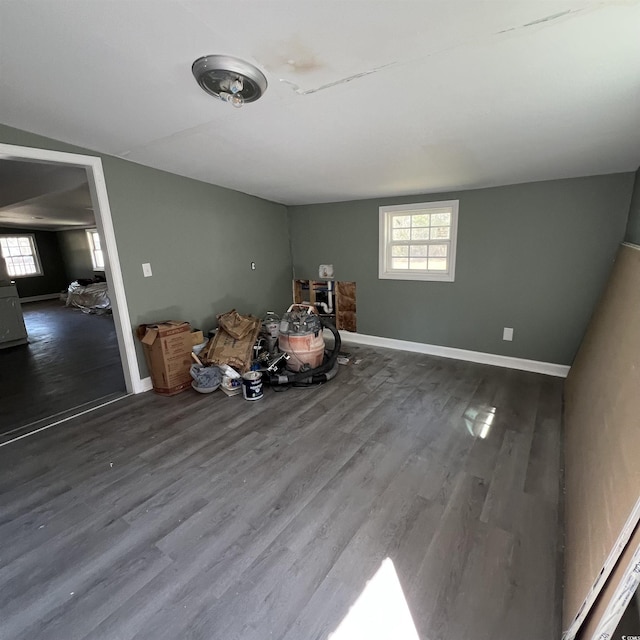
[0,284,28,348]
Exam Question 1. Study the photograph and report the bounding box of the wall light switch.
[251,262,256,270]
[142,263,152,277]
[503,327,514,341]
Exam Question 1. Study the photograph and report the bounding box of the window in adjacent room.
[0,234,43,277]
[86,229,105,270]
[379,200,459,282]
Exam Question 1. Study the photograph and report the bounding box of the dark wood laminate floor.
[0,346,563,640]
[0,300,126,438]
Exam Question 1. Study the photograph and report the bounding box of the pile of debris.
[137,305,341,401]
[199,309,261,372]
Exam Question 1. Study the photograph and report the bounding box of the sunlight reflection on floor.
[464,405,496,439]
[329,558,420,640]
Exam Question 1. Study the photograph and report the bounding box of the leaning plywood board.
[563,243,640,639]
[335,281,357,332]
[577,525,640,640]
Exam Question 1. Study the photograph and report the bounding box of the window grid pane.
[409,258,427,270]
[388,240,450,273]
[411,228,430,241]
[391,245,409,257]
[392,228,410,241]
[389,210,452,271]
[0,235,41,277]
[411,214,430,227]
[392,258,409,270]
[428,258,448,271]
[87,230,105,270]
[392,215,411,228]
[381,201,458,282]
[409,245,428,258]
[431,226,450,239]
[428,244,448,257]
[388,207,452,274]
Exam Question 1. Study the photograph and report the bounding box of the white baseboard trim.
[134,376,154,393]
[20,293,61,303]
[339,331,570,378]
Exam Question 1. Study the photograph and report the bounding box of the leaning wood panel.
[335,281,357,332]
[563,243,640,638]
[577,525,640,640]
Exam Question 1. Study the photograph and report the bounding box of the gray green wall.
[0,225,68,298]
[288,174,634,365]
[58,229,98,281]
[624,167,640,245]
[0,124,293,377]
[2,121,635,372]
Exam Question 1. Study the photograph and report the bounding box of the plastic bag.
[189,364,222,389]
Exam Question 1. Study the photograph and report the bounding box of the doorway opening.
[0,143,143,441]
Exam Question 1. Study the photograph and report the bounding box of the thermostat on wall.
[319,264,334,279]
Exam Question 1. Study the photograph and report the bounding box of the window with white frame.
[379,200,459,282]
[0,234,43,277]
[86,229,105,270]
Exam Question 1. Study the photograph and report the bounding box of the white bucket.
[242,371,263,401]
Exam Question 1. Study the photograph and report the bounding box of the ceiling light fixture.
[192,55,267,108]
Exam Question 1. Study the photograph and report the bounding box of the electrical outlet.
[503,327,514,341]
[142,263,152,277]
[319,264,334,279]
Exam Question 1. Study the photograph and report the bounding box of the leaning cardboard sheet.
[202,309,261,373]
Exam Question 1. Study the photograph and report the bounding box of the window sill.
[379,271,455,282]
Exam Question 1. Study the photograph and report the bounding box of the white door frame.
[0,142,144,393]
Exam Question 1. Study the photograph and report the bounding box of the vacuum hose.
[268,317,341,386]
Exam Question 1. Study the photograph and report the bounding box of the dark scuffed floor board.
[0,345,563,640]
[0,300,126,436]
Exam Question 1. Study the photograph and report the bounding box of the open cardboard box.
[137,320,193,396]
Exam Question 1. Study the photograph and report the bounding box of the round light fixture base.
[192,55,267,105]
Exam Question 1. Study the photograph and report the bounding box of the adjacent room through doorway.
[0,299,126,440]
[0,156,130,441]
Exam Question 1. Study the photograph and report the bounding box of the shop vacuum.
[259,305,341,387]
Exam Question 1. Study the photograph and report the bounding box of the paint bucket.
[242,371,263,401]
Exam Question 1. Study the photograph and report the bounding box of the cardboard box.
[191,330,204,346]
[137,321,192,396]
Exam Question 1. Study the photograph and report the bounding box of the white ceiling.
[1,1,639,206]
[0,160,94,230]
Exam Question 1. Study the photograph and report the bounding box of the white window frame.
[0,233,43,278]
[86,228,105,270]
[379,200,459,282]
